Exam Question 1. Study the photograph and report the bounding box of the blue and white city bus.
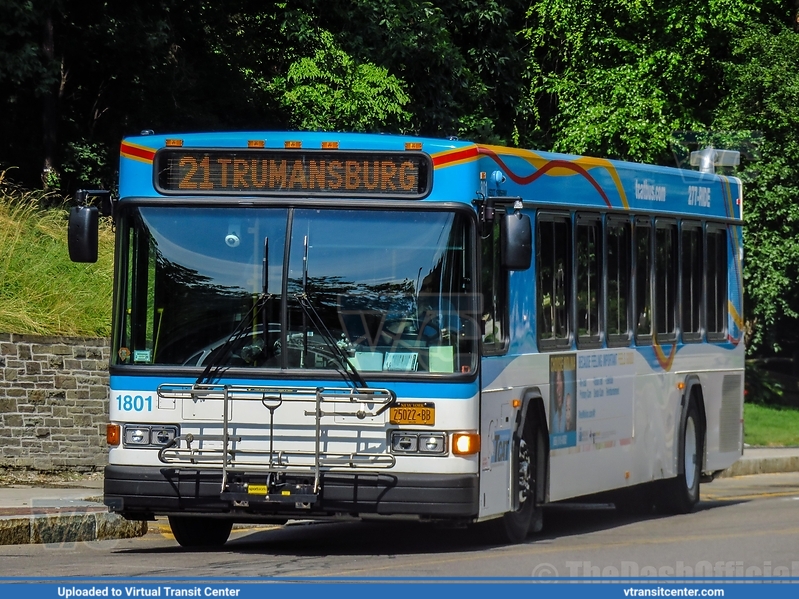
[68,131,744,547]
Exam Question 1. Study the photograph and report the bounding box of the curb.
[0,508,147,546]
[717,455,799,478]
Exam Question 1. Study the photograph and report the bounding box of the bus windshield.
[112,206,478,377]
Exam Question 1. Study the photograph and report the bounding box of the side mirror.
[68,205,99,263]
[502,212,532,271]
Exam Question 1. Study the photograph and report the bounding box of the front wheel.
[480,421,542,544]
[659,401,702,514]
[168,515,232,548]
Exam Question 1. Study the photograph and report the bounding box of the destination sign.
[155,149,431,198]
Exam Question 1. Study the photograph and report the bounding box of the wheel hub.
[517,438,532,506]
[684,416,697,486]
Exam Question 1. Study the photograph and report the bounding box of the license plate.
[390,402,435,426]
[247,484,268,495]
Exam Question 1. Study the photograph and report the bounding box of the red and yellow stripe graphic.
[120,141,156,164]
[432,144,629,209]
[653,339,678,371]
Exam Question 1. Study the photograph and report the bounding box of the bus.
[68,131,744,547]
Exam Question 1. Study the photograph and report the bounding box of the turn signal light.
[452,432,480,455]
[107,423,121,446]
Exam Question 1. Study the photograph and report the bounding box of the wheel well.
[683,378,707,471]
[519,391,550,504]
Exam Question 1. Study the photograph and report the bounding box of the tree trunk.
[41,10,58,189]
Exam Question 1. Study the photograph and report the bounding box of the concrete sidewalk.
[1,446,798,546]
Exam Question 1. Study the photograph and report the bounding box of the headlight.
[151,427,177,445]
[125,427,149,445]
[122,424,179,448]
[389,431,446,455]
[419,434,445,453]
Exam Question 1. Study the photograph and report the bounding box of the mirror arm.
[75,189,115,217]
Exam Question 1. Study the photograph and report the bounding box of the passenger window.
[634,219,652,343]
[607,218,631,345]
[706,226,728,340]
[576,214,601,347]
[538,213,571,348]
[655,220,677,341]
[681,222,703,341]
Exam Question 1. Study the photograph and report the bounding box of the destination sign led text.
[156,150,431,198]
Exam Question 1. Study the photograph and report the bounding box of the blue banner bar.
[0,581,797,599]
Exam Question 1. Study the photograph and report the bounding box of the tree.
[713,22,799,355]
[0,0,64,187]
[268,30,411,131]
[274,0,530,142]
[519,0,755,161]
[0,1,289,191]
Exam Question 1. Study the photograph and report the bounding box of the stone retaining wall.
[0,333,110,470]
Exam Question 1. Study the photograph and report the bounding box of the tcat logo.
[491,429,511,463]
[635,179,666,202]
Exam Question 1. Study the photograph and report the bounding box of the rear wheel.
[168,516,232,548]
[659,400,702,514]
[480,420,541,544]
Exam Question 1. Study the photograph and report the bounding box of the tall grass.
[0,170,114,337]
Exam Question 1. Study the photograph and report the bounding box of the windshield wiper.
[195,292,272,385]
[195,236,272,385]
[295,232,365,389]
[294,292,367,389]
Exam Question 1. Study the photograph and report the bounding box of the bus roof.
[119,131,742,221]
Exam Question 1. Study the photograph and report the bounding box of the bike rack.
[156,384,397,502]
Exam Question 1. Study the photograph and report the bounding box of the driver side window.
[481,218,507,354]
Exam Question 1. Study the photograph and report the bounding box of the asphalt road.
[1,472,797,580]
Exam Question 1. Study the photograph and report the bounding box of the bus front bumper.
[103,465,479,521]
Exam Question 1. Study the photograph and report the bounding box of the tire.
[480,420,541,544]
[659,400,702,514]
[168,516,233,548]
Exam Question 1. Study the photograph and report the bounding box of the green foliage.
[61,139,115,192]
[274,0,530,142]
[0,0,60,94]
[744,360,784,406]
[713,24,799,354]
[269,30,411,132]
[520,0,756,161]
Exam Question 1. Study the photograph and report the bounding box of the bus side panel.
[686,349,744,473]
[547,349,638,501]
[702,368,744,472]
[655,343,744,482]
[478,354,549,518]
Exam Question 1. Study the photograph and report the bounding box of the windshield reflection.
[113,207,478,377]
